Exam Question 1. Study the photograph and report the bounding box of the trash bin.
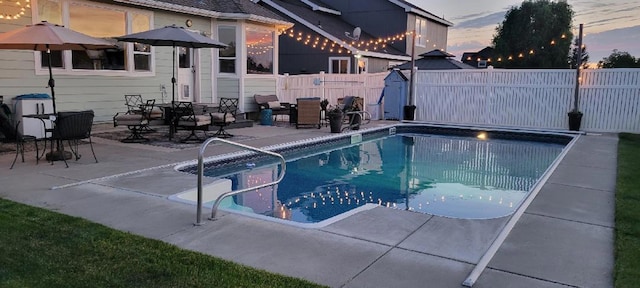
[367,103,381,120]
[260,109,273,125]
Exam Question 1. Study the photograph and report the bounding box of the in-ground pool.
[174,125,573,225]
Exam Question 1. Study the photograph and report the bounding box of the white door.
[177,47,195,102]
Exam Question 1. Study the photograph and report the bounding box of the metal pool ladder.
[195,137,286,225]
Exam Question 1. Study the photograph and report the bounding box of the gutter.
[114,0,293,28]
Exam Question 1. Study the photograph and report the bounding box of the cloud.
[453,11,506,29]
[583,25,640,61]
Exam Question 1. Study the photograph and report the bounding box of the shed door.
[383,83,404,120]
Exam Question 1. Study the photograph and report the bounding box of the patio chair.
[123,94,162,132]
[296,97,321,129]
[254,94,291,122]
[173,101,211,143]
[113,98,156,142]
[210,98,238,138]
[339,96,371,131]
[1,109,39,169]
[50,110,98,168]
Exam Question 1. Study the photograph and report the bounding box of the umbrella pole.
[170,45,176,140]
[46,46,56,114]
[44,45,71,162]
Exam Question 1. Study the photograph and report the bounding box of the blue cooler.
[260,109,273,125]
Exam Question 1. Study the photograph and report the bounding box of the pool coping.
[2,121,613,288]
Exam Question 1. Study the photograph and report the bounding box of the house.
[0,0,293,121]
[254,0,453,74]
[461,46,495,68]
[393,49,475,70]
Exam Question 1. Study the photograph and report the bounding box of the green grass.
[615,133,640,287]
[0,198,325,288]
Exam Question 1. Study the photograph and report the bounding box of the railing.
[195,138,286,225]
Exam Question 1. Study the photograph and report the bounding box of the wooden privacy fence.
[276,69,640,133]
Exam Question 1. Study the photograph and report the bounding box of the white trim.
[387,0,453,26]
[300,0,341,15]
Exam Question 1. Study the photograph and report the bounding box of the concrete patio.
[0,121,616,288]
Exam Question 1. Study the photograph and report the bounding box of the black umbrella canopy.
[115,25,227,48]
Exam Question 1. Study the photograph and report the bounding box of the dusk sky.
[407,0,640,64]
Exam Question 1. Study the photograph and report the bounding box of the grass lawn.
[615,133,640,288]
[0,198,325,288]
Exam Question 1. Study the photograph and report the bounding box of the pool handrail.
[195,137,286,225]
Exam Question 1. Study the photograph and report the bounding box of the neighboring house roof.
[257,0,409,61]
[113,0,292,27]
[461,46,495,67]
[393,49,476,70]
[388,0,453,27]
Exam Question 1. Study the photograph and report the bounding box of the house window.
[329,57,350,74]
[37,0,63,68]
[37,0,152,73]
[218,25,236,74]
[246,27,273,74]
[69,3,126,70]
[415,18,427,47]
[131,13,151,71]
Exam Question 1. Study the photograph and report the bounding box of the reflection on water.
[215,134,564,222]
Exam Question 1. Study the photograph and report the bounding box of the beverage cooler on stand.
[12,94,53,139]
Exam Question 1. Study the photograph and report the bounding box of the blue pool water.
[180,127,569,223]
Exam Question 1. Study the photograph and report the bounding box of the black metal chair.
[210,98,238,138]
[51,110,98,168]
[113,95,159,142]
[0,109,39,169]
[173,102,211,143]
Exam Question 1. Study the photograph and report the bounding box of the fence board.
[276,69,640,133]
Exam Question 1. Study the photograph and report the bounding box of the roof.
[260,0,408,60]
[393,49,476,70]
[113,0,291,26]
[388,0,453,26]
[419,49,455,58]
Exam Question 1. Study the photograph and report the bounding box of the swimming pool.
[174,125,572,225]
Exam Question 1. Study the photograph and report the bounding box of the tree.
[569,39,589,69]
[492,0,574,68]
[597,50,640,68]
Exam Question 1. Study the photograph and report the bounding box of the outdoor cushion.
[267,101,282,110]
[178,115,211,126]
[114,114,148,126]
[210,112,235,123]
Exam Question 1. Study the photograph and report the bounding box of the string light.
[471,31,576,65]
[0,0,29,20]
[280,28,421,55]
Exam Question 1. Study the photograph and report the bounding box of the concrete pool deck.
[1,121,616,287]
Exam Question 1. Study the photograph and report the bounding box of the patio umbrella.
[0,21,116,113]
[115,24,227,139]
[115,24,227,104]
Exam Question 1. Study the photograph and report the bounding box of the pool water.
[186,132,565,223]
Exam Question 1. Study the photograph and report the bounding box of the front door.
[177,47,195,102]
